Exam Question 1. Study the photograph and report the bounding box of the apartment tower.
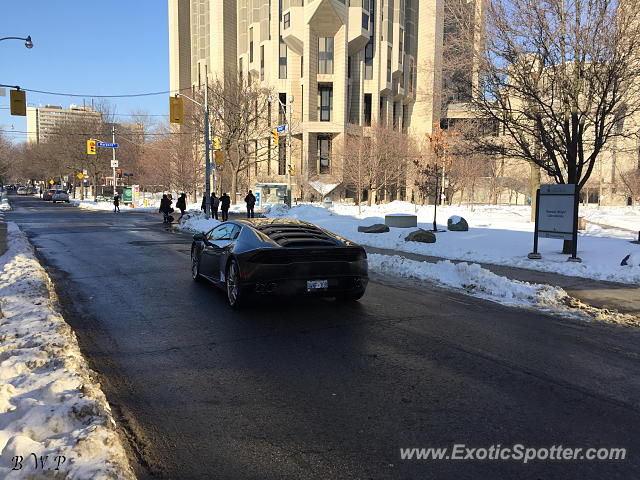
[169,0,444,201]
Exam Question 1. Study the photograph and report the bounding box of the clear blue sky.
[1,0,169,142]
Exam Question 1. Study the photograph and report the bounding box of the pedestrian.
[159,194,173,224]
[244,190,256,218]
[113,193,120,213]
[176,193,187,219]
[211,192,220,220]
[201,194,207,212]
[220,192,231,221]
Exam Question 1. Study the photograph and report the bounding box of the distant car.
[16,187,28,195]
[191,218,368,308]
[26,186,36,194]
[51,190,70,203]
[43,189,57,201]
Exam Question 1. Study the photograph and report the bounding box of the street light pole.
[0,36,33,48]
[177,78,211,219]
[204,73,211,219]
[112,126,117,195]
[286,95,293,208]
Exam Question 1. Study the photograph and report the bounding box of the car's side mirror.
[193,233,206,242]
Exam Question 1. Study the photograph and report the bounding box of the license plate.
[307,280,328,291]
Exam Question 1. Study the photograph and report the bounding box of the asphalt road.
[6,195,640,480]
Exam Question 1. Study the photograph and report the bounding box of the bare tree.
[474,0,640,190]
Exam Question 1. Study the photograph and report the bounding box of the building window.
[284,12,290,29]
[318,37,334,74]
[318,84,333,121]
[318,135,332,174]
[362,13,369,30]
[249,27,254,63]
[300,55,304,77]
[279,37,287,78]
[348,56,351,78]
[398,28,404,64]
[364,40,373,80]
[380,96,386,125]
[260,45,265,80]
[279,92,287,126]
[239,58,243,82]
[364,93,372,126]
[387,45,392,82]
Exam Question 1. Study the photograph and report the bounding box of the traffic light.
[272,129,279,147]
[169,96,184,124]
[213,137,221,150]
[10,89,26,116]
[87,140,97,155]
[214,150,224,167]
[117,169,123,178]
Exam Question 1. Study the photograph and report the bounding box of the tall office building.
[26,105,102,144]
[169,0,445,200]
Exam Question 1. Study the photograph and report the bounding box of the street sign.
[276,125,286,133]
[97,142,119,148]
[77,173,84,179]
[111,160,119,168]
[49,180,54,185]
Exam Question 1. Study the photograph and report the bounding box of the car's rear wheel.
[191,249,203,282]
[226,259,244,308]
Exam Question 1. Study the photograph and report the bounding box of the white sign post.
[528,184,581,262]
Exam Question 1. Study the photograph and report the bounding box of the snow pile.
[263,202,640,285]
[368,254,639,325]
[178,210,220,233]
[368,253,567,308]
[72,200,157,212]
[0,223,134,479]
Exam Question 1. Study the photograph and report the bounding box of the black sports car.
[190,218,368,307]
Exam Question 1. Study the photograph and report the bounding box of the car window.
[208,224,240,241]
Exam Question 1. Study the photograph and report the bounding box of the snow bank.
[0,223,134,479]
[264,202,640,285]
[178,210,220,233]
[368,254,638,325]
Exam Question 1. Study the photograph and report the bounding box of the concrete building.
[169,0,445,201]
[26,105,102,144]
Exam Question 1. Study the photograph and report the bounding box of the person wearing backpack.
[244,190,256,218]
[211,193,220,220]
[220,193,231,221]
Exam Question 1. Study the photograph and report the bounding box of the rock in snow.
[357,224,390,233]
[447,216,469,231]
[405,229,437,243]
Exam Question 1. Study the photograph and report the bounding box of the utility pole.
[286,96,292,207]
[204,72,211,218]
[112,125,117,195]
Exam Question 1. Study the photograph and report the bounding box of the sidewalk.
[365,246,640,317]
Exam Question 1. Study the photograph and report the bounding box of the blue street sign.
[276,125,286,133]
[97,142,119,148]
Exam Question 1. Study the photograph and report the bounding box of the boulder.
[405,229,437,243]
[447,215,469,231]
[385,214,418,228]
[621,252,640,267]
[358,224,390,233]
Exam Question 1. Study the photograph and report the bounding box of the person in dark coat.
[211,193,220,220]
[201,194,207,211]
[113,193,120,213]
[220,193,231,221]
[244,190,256,218]
[159,194,173,224]
[176,193,187,218]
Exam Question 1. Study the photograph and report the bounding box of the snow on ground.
[368,254,638,325]
[0,223,134,479]
[263,202,640,285]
